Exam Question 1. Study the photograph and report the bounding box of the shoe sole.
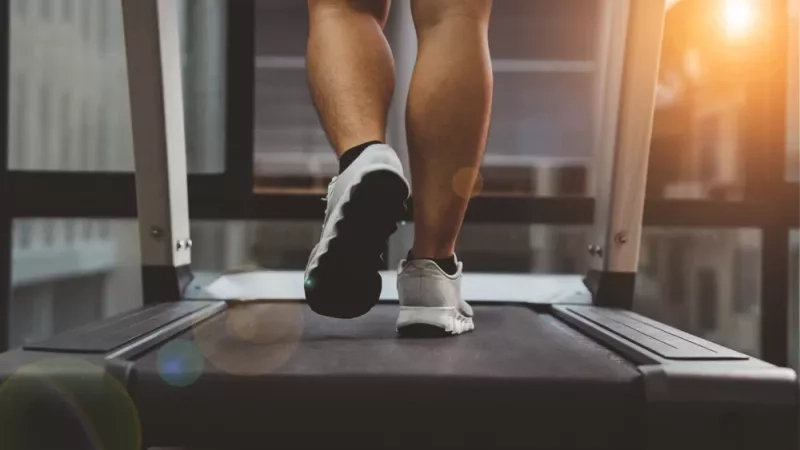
[396,306,475,337]
[305,170,409,319]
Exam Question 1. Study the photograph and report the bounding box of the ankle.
[410,246,456,261]
[406,250,458,276]
[339,141,383,173]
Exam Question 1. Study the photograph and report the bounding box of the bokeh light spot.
[156,339,205,388]
[193,302,304,376]
[0,357,141,450]
[451,167,483,199]
[723,0,756,39]
[228,306,258,341]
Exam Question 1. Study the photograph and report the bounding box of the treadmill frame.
[1,4,799,448]
[122,0,194,305]
[587,0,667,308]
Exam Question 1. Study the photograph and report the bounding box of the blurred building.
[6,0,227,346]
[8,0,141,347]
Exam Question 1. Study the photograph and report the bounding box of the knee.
[411,0,492,31]
[307,0,391,28]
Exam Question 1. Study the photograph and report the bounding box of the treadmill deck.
[135,303,639,380]
[128,304,645,449]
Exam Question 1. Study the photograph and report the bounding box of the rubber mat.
[131,304,644,449]
[135,303,638,380]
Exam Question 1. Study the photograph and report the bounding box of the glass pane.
[180,0,228,174]
[253,0,601,196]
[190,220,592,275]
[10,219,142,348]
[7,0,226,173]
[791,230,799,366]
[635,228,762,356]
[191,221,761,356]
[252,0,780,199]
[253,0,330,193]
[787,4,798,182]
[650,0,778,200]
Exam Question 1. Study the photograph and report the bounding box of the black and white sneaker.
[304,144,410,318]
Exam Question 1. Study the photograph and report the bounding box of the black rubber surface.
[132,304,644,449]
[397,323,454,338]
[23,301,211,354]
[305,171,408,319]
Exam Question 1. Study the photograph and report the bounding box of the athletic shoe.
[304,144,410,319]
[396,255,475,336]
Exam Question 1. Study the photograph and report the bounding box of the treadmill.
[0,1,797,449]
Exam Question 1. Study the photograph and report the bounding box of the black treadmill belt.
[136,303,639,380]
[132,304,644,447]
[24,301,214,354]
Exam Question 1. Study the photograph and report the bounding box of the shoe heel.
[305,170,408,319]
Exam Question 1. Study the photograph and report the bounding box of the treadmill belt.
[136,303,639,380]
[132,304,644,448]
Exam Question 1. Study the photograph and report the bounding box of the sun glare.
[722,0,756,39]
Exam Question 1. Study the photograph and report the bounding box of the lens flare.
[0,357,141,450]
[723,0,756,39]
[193,302,303,376]
[156,339,205,387]
[451,167,484,199]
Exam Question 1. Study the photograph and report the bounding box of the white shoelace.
[322,176,337,203]
[320,176,338,230]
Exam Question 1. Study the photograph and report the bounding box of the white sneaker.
[396,255,475,336]
[304,144,410,319]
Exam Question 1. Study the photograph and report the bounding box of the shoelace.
[321,176,337,203]
[319,176,337,230]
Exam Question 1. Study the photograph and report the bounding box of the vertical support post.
[788,0,800,372]
[224,0,254,196]
[759,0,791,367]
[122,0,193,304]
[0,0,10,351]
[586,0,668,308]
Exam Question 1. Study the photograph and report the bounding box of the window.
[733,249,760,313]
[7,0,226,173]
[40,0,52,20]
[39,82,51,169]
[697,268,719,333]
[97,105,108,171]
[59,92,72,169]
[10,220,142,348]
[252,0,601,197]
[80,100,91,172]
[635,228,761,356]
[81,0,92,42]
[15,0,27,18]
[11,76,27,169]
[667,239,686,305]
[63,0,74,22]
[97,0,108,53]
[649,0,772,201]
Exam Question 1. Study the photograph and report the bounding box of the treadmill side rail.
[22,301,223,356]
[639,364,797,405]
[554,305,777,367]
[554,304,798,450]
[561,305,750,361]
